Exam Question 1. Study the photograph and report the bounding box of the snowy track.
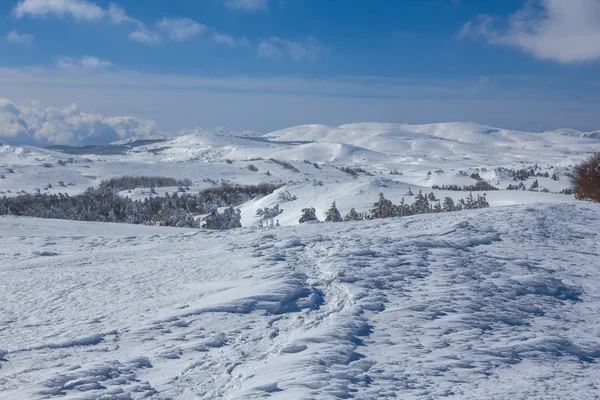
[1,203,600,399]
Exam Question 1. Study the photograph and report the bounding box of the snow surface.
[1,204,600,399]
[2,122,600,399]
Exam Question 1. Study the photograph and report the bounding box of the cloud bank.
[462,0,600,63]
[0,98,160,146]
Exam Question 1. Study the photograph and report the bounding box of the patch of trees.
[432,181,499,191]
[269,159,299,172]
[495,166,551,181]
[99,176,193,191]
[299,191,490,224]
[572,152,600,202]
[339,166,372,177]
[0,182,282,229]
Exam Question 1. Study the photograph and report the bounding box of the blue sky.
[1,0,600,145]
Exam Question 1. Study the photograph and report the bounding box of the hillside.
[1,122,599,227]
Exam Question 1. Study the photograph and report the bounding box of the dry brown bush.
[572,152,600,202]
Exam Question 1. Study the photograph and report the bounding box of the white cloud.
[257,41,283,59]
[157,18,205,41]
[106,3,137,24]
[6,30,34,45]
[222,0,268,11]
[258,36,328,61]
[129,29,162,45]
[14,0,105,20]
[0,98,159,145]
[57,56,112,70]
[212,32,250,48]
[461,0,600,63]
[13,0,164,46]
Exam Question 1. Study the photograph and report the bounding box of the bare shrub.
[572,152,600,202]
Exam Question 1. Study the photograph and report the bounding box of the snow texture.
[1,203,600,399]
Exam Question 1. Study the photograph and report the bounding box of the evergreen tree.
[464,192,475,209]
[299,207,318,223]
[475,194,490,208]
[529,179,539,190]
[325,201,343,222]
[344,208,362,221]
[371,193,394,219]
[442,197,455,212]
[411,190,431,214]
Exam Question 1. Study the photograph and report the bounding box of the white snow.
[1,204,600,399]
[1,122,600,399]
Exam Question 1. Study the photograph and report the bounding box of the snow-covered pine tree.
[325,201,343,222]
[442,197,455,212]
[344,207,362,221]
[464,192,475,209]
[395,197,411,217]
[223,206,242,229]
[299,207,318,223]
[411,190,431,214]
[474,194,490,208]
[203,207,226,230]
[371,193,394,219]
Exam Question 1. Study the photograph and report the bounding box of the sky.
[1,0,600,145]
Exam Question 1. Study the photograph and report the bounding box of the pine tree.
[442,197,455,212]
[371,193,394,219]
[474,194,490,208]
[299,207,318,223]
[411,190,431,214]
[325,201,343,222]
[344,208,362,221]
[464,192,475,209]
[529,179,539,190]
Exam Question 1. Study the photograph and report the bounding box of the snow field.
[1,202,600,399]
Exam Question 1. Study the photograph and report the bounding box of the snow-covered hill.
[1,122,599,226]
[1,203,599,399]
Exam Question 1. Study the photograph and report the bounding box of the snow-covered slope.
[1,203,599,399]
[2,122,599,226]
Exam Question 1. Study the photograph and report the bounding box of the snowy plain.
[1,122,600,399]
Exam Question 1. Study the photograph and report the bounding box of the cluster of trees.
[0,181,282,229]
[269,159,299,172]
[339,166,371,177]
[495,166,553,181]
[256,204,283,220]
[299,191,490,223]
[99,176,192,191]
[432,181,499,191]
